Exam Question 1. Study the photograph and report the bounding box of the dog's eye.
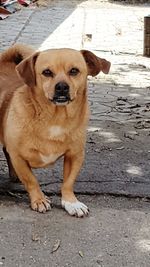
[69,68,80,76]
[42,69,53,77]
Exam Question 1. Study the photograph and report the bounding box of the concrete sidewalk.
[0,195,150,267]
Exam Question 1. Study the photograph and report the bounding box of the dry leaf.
[124,133,135,140]
[51,239,61,253]
[116,146,124,150]
[32,233,40,242]
[78,250,84,257]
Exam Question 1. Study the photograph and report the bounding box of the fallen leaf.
[32,233,40,242]
[134,120,150,129]
[116,146,124,150]
[78,250,84,257]
[83,33,92,42]
[51,239,61,253]
[124,133,134,140]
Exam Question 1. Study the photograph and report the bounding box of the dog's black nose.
[55,82,69,96]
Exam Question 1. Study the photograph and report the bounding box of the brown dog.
[0,44,110,217]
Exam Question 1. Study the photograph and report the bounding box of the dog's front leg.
[9,154,51,212]
[61,151,89,217]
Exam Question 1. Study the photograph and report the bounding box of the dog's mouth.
[51,95,72,105]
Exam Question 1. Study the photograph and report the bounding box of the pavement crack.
[12,10,35,45]
[81,7,86,49]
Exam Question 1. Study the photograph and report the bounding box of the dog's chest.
[39,153,61,165]
[28,125,67,167]
[28,148,64,168]
[48,126,65,139]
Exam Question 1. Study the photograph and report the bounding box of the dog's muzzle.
[52,82,71,105]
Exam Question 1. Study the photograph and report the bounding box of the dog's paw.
[61,200,89,217]
[31,196,51,213]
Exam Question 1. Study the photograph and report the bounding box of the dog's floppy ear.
[16,52,40,87]
[80,50,111,76]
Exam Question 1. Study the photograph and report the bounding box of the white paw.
[61,200,89,217]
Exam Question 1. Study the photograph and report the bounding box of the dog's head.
[16,48,111,106]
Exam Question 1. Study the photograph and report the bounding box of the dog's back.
[0,44,34,142]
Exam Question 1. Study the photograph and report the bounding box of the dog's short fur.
[0,44,110,217]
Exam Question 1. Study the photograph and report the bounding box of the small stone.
[51,239,61,253]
